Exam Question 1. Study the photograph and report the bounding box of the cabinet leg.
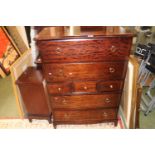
[29,118,32,123]
[114,120,118,127]
[48,118,52,124]
[53,123,57,129]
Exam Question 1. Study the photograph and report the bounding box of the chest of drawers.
[35,26,133,128]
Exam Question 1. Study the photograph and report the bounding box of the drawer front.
[47,82,73,95]
[50,94,121,109]
[74,81,96,93]
[47,80,123,95]
[74,80,123,93]
[96,80,124,92]
[37,37,132,63]
[53,109,117,122]
[43,62,128,82]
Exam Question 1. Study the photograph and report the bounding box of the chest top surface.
[35,26,133,41]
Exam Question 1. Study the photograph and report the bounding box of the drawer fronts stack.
[37,36,132,128]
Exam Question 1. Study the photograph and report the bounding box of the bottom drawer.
[53,109,117,122]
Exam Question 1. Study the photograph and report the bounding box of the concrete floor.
[0,75,19,118]
[139,86,155,129]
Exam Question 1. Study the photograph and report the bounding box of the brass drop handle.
[103,112,108,117]
[59,69,63,74]
[105,98,111,103]
[109,67,115,73]
[83,86,88,90]
[58,69,64,76]
[64,113,69,119]
[55,47,62,53]
[54,97,58,100]
[58,87,62,92]
[110,45,117,52]
[109,85,113,88]
[62,99,67,104]
[48,72,52,76]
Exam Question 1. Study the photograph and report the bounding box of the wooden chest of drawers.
[35,26,133,128]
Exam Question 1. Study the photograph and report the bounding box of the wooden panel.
[17,84,50,115]
[53,109,117,122]
[43,62,128,82]
[97,80,124,92]
[37,37,132,63]
[73,81,97,93]
[47,82,73,95]
[51,94,121,109]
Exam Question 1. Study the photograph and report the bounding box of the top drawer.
[37,37,132,63]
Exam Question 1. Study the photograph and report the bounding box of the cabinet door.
[18,84,50,115]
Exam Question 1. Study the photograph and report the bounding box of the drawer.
[53,109,117,122]
[74,81,96,93]
[43,62,128,82]
[50,94,121,109]
[37,37,132,63]
[74,80,123,93]
[47,82,73,95]
[47,80,123,95]
[96,80,123,92]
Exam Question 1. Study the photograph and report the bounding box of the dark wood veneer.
[35,26,133,128]
[16,67,52,123]
[53,109,117,122]
[43,62,128,82]
[37,37,132,63]
[50,94,121,109]
[47,80,123,95]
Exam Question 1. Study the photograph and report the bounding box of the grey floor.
[139,86,155,129]
[140,110,155,129]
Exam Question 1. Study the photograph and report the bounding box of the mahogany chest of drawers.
[35,26,133,128]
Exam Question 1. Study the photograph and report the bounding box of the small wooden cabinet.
[35,26,133,128]
[16,67,52,123]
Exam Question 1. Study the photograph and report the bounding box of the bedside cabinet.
[16,67,52,123]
